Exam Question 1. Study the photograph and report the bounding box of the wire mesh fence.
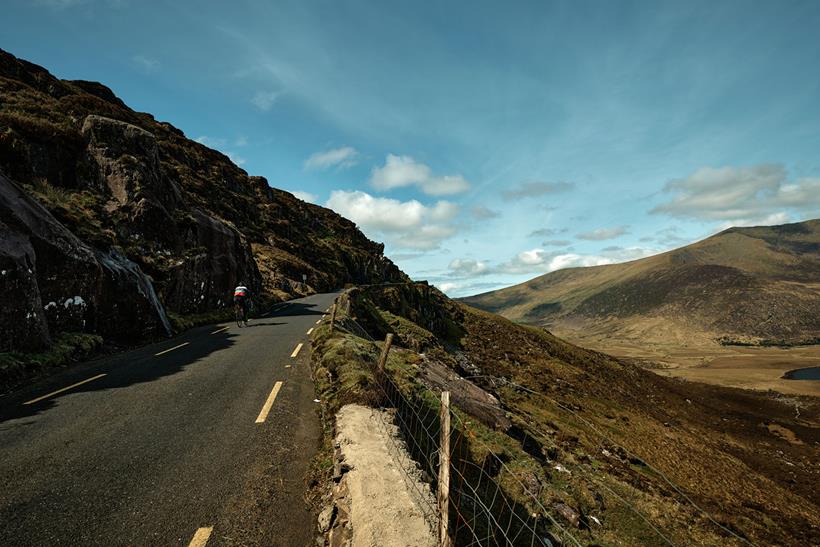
[324,291,736,546]
[325,300,582,546]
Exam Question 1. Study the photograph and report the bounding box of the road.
[0,291,339,546]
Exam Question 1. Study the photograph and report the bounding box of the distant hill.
[463,219,820,346]
[0,49,406,353]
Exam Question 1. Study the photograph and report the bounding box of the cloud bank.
[370,154,470,196]
[502,181,573,201]
[326,190,459,250]
[304,146,359,170]
[576,225,629,240]
[652,164,820,226]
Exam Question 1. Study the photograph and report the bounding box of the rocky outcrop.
[0,172,170,351]
[0,48,406,352]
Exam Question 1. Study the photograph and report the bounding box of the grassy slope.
[463,219,820,345]
[312,284,820,546]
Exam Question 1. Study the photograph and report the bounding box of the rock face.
[0,173,169,351]
[0,48,407,351]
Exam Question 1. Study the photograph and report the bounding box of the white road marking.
[306,328,313,335]
[188,526,213,547]
[290,343,303,358]
[155,342,190,356]
[210,326,229,335]
[255,381,283,423]
[23,374,107,405]
[315,319,322,325]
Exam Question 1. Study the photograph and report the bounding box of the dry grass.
[324,284,820,546]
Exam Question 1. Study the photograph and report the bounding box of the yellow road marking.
[210,326,229,335]
[290,343,303,358]
[188,526,213,547]
[306,328,313,335]
[24,373,107,405]
[255,381,283,423]
[155,342,190,356]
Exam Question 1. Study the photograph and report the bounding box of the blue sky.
[3,0,820,296]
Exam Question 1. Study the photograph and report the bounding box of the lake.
[783,367,820,380]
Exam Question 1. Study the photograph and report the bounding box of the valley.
[551,327,820,397]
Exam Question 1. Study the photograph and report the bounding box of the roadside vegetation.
[310,283,820,546]
[0,332,103,393]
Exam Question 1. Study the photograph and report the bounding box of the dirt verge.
[319,404,437,547]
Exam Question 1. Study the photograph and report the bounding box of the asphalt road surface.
[0,292,339,546]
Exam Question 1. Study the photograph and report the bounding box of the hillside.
[463,220,820,347]
[312,283,820,545]
[0,48,405,356]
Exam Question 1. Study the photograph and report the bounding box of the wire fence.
[325,290,749,547]
[329,296,583,546]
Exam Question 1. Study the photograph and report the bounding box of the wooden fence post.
[377,333,394,374]
[330,303,337,331]
[438,391,451,547]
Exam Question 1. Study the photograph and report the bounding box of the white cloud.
[252,90,280,111]
[599,246,659,262]
[471,206,500,219]
[651,164,820,225]
[226,152,246,166]
[292,191,318,203]
[497,249,613,275]
[326,190,459,250]
[448,258,488,276]
[131,55,159,73]
[715,212,791,231]
[304,147,359,170]
[195,135,227,148]
[235,136,248,147]
[444,249,613,277]
[528,227,567,237]
[576,225,629,240]
[436,282,462,293]
[370,154,470,196]
[502,181,574,201]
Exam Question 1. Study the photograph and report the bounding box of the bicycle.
[234,301,248,327]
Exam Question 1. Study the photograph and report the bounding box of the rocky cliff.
[0,49,406,352]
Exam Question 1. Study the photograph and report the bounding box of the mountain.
[463,220,820,346]
[0,49,406,353]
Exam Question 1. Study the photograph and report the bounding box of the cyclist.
[233,282,251,324]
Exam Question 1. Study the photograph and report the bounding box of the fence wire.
[328,302,584,546]
[324,293,721,546]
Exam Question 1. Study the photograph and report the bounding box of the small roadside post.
[330,302,337,331]
[438,391,451,547]
[377,333,394,375]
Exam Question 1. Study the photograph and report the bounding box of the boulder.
[0,172,170,351]
[81,114,178,209]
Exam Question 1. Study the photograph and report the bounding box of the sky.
[3,0,820,297]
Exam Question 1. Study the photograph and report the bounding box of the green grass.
[0,332,104,392]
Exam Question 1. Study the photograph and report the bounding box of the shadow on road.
[0,294,335,425]
[0,327,238,425]
[267,301,325,318]
[242,321,285,328]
